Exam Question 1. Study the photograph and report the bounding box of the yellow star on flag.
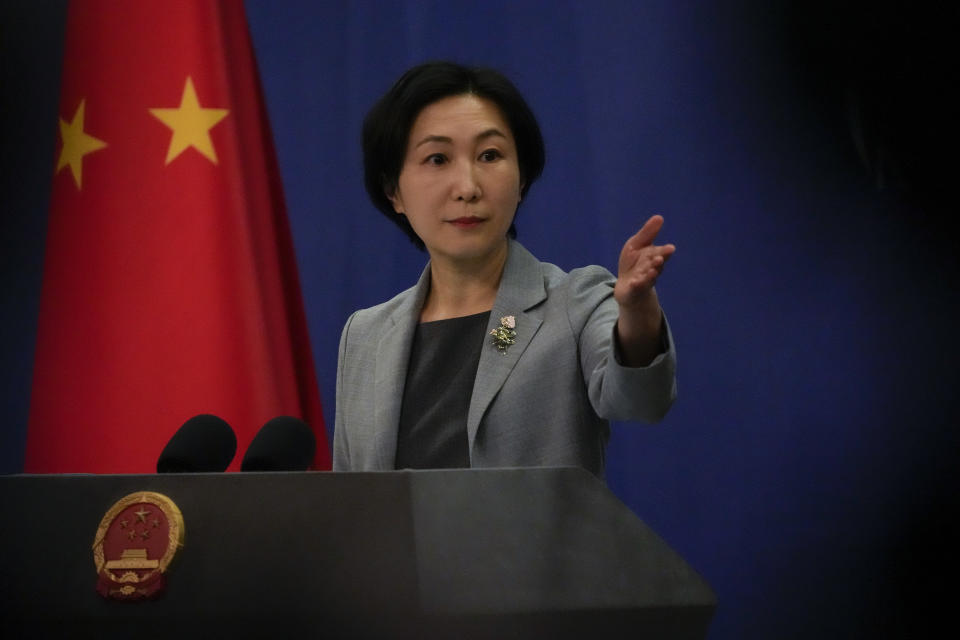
[150,77,229,165]
[56,99,107,189]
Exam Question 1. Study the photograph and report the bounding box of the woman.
[334,62,676,477]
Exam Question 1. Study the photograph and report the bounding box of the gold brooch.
[490,315,517,354]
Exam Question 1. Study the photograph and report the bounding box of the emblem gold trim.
[92,491,184,578]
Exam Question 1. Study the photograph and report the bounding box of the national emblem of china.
[92,492,184,600]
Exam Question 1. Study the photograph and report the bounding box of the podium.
[0,468,715,638]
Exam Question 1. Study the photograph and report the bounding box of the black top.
[394,311,491,469]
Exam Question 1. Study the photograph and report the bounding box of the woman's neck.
[420,242,508,322]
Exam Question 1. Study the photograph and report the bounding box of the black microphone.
[157,414,237,473]
[241,416,316,471]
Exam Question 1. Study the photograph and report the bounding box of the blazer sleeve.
[566,266,677,423]
[333,310,358,471]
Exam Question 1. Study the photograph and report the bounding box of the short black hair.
[362,61,546,250]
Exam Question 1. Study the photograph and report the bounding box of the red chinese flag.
[26,0,330,472]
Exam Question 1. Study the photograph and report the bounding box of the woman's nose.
[451,163,482,202]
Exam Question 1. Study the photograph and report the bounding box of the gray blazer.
[333,240,677,476]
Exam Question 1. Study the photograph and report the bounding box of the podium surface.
[0,468,715,638]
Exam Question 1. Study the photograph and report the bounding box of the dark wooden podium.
[0,468,715,638]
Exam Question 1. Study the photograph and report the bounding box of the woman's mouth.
[449,216,484,228]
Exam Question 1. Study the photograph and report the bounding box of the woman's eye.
[425,153,446,166]
[479,149,502,162]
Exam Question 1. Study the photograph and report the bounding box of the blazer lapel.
[371,265,431,469]
[466,241,547,453]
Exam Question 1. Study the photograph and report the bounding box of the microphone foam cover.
[241,416,316,472]
[157,414,237,473]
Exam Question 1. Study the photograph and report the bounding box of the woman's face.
[389,94,522,265]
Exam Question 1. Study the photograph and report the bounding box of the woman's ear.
[385,181,404,214]
[388,193,403,214]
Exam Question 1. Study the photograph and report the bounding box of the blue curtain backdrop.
[2,1,957,638]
